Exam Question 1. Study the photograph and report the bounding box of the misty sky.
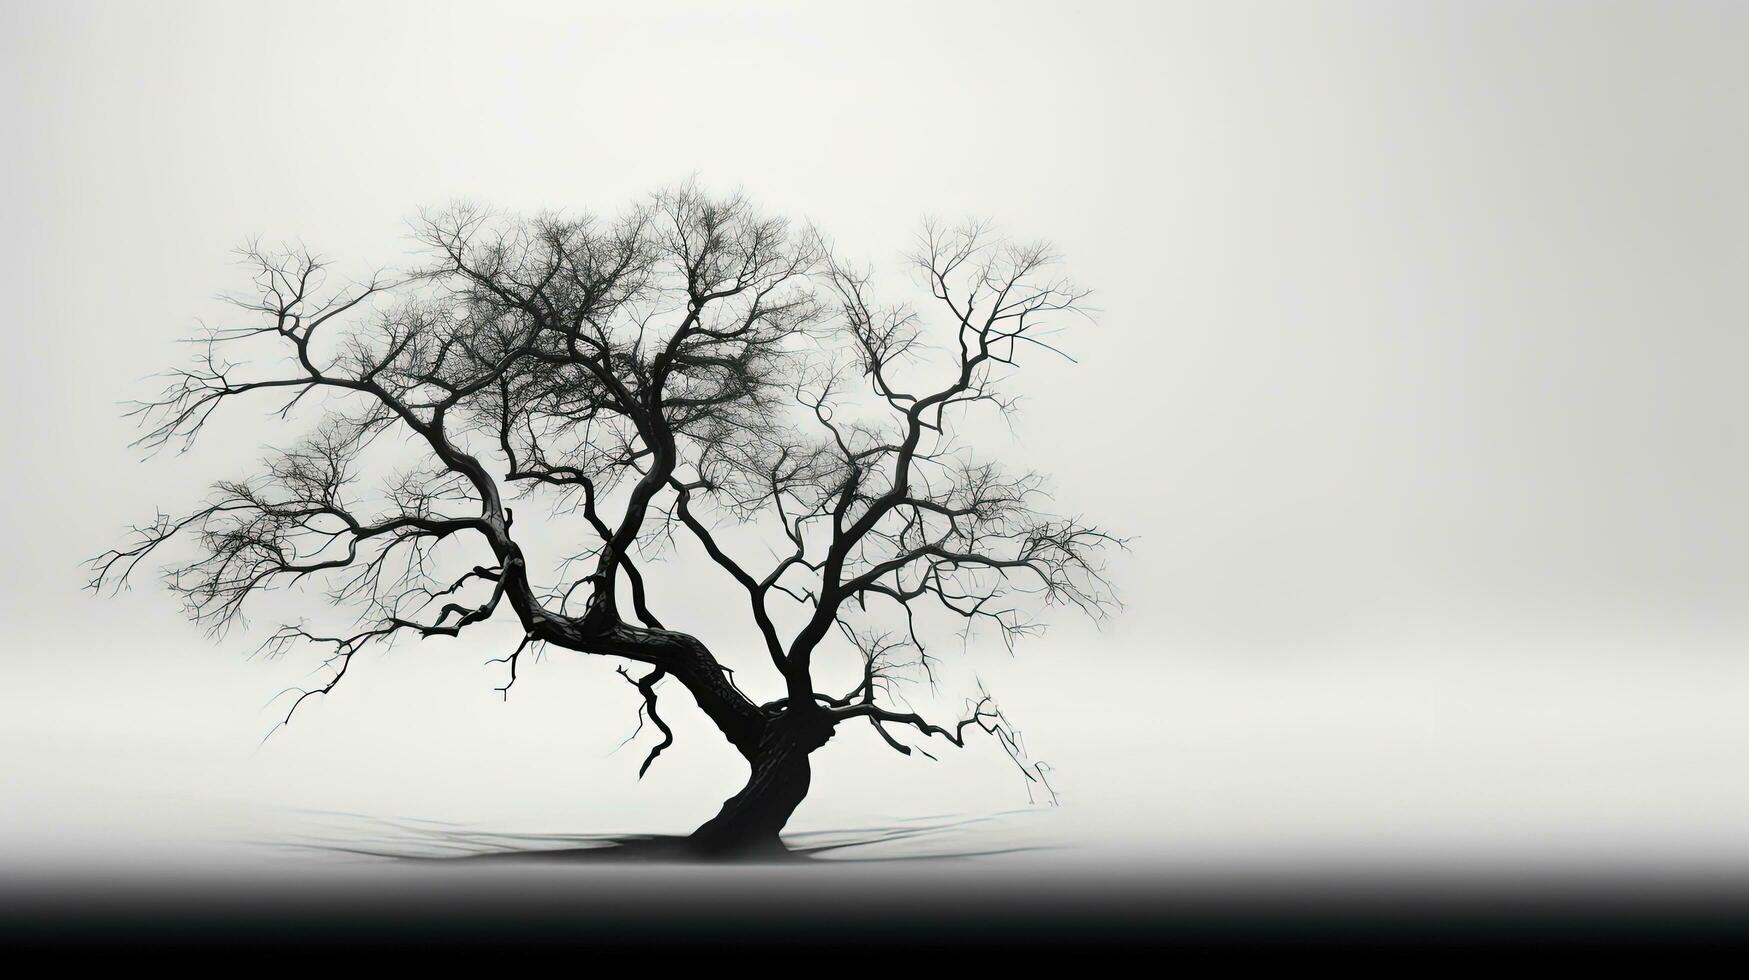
[4,0,1749,871]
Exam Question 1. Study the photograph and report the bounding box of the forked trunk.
[686,710,834,857]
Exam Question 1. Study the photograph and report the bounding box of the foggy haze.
[4,0,1749,891]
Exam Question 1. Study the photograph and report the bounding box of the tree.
[91,186,1119,856]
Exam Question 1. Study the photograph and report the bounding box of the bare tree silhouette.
[91,185,1119,856]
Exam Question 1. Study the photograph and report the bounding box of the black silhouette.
[91,186,1118,857]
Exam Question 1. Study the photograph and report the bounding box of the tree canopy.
[92,185,1119,851]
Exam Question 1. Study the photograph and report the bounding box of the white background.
[4,0,1749,873]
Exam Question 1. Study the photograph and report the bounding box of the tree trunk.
[686,710,834,857]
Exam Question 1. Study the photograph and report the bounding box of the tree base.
[686,709,834,857]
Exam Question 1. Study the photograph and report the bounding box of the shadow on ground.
[262,808,1062,864]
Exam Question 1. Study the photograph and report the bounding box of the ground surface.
[6,811,1749,959]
